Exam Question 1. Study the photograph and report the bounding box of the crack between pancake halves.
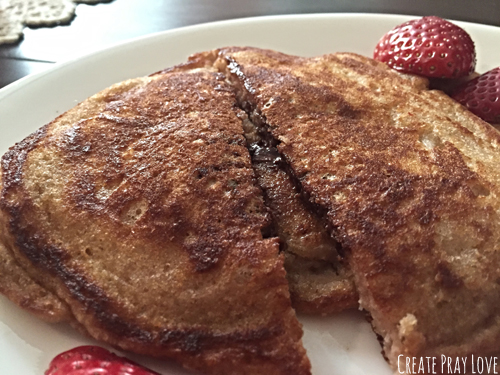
[220,60,340,255]
[219,57,348,265]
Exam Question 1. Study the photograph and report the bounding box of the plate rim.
[2,12,499,100]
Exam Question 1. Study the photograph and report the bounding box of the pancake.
[0,65,311,375]
[215,47,500,371]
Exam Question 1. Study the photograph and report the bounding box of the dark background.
[1,0,499,89]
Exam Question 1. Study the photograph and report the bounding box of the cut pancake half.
[0,65,310,375]
[214,47,500,371]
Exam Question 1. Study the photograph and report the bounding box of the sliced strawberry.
[45,346,161,375]
[451,67,500,124]
[374,16,476,78]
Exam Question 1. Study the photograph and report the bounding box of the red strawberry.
[373,16,476,78]
[45,345,161,375]
[451,67,500,124]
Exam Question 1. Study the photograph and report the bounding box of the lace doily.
[0,0,109,44]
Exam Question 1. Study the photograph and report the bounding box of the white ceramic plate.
[1,13,499,375]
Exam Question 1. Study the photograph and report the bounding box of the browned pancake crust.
[217,47,500,371]
[0,66,310,375]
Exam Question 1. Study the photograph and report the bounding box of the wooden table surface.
[0,0,499,89]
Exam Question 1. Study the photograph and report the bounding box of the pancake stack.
[2,47,500,374]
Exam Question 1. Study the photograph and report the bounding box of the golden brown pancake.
[216,47,500,372]
[0,65,310,375]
